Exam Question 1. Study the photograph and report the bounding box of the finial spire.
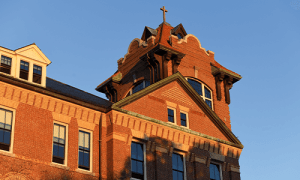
[160,6,168,22]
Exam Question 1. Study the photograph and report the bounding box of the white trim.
[167,107,177,125]
[172,151,187,180]
[130,139,147,180]
[51,121,69,166]
[185,77,214,110]
[77,128,93,173]
[0,105,16,155]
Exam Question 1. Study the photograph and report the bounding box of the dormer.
[0,43,51,87]
[141,26,157,41]
[171,23,187,39]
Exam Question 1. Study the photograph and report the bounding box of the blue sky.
[1,1,299,179]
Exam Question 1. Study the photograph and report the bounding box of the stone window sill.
[50,162,70,170]
[76,168,95,176]
[0,150,15,158]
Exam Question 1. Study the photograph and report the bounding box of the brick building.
[0,10,243,180]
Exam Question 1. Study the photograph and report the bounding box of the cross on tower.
[160,6,168,22]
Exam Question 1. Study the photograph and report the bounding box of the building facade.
[0,18,243,180]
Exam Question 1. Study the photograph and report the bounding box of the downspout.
[99,113,102,180]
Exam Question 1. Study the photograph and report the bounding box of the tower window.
[177,33,183,39]
[127,80,150,96]
[19,61,29,80]
[187,78,213,109]
[168,108,175,123]
[180,112,187,127]
[0,55,12,75]
[33,65,42,84]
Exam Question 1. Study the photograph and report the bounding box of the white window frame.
[167,107,177,124]
[209,161,223,180]
[179,111,189,129]
[51,121,69,167]
[0,105,16,155]
[130,138,147,180]
[185,77,214,110]
[77,128,93,172]
[172,151,187,180]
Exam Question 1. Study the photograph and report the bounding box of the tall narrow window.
[168,108,175,123]
[131,142,144,179]
[210,163,221,180]
[33,65,42,84]
[0,56,12,75]
[172,153,184,180]
[79,131,90,170]
[52,124,66,164]
[180,112,187,127]
[0,109,13,151]
[19,61,29,80]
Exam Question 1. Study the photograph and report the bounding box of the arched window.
[187,78,213,109]
[127,80,150,97]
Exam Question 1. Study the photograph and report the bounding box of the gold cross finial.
[160,6,168,22]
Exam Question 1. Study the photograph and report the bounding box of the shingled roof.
[46,77,112,108]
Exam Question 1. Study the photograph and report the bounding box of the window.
[187,78,213,109]
[0,55,12,74]
[127,80,150,96]
[180,112,187,127]
[52,124,66,164]
[0,108,13,151]
[131,142,145,179]
[172,153,185,180]
[168,108,175,123]
[210,163,221,180]
[78,131,90,170]
[19,61,29,80]
[177,33,183,39]
[33,65,42,84]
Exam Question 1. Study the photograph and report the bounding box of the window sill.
[50,162,70,170]
[76,168,95,176]
[180,125,189,129]
[0,150,15,158]
[167,121,176,125]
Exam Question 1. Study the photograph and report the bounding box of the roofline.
[14,43,36,51]
[112,72,243,148]
[0,73,111,113]
[111,106,243,149]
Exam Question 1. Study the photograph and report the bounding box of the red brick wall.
[123,81,230,142]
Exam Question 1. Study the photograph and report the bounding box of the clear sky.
[1,1,299,179]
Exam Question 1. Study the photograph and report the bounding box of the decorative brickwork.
[0,18,242,180]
